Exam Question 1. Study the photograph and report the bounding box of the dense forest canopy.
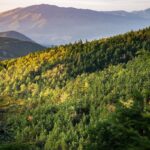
[0,27,150,150]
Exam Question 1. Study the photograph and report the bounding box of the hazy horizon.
[0,0,150,13]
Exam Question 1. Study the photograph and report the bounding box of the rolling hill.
[0,4,150,45]
[0,27,150,149]
[0,31,33,42]
[0,36,45,60]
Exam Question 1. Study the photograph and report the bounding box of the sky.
[0,0,150,12]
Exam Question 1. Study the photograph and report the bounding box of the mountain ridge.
[0,36,45,60]
[0,4,150,45]
[1,4,150,14]
[0,30,34,42]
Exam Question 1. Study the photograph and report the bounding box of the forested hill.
[0,27,150,89]
[0,37,45,60]
[0,31,33,42]
[0,27,150,150]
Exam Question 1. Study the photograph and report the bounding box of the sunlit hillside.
[0,27,150,150]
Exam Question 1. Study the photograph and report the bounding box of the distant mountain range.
[0,4,150,45]
[0,31,45,60]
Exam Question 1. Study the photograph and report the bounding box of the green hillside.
[0,27,150,150]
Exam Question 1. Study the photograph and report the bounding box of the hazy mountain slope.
[133,8,150,19]
[0,37,45,60]
[0,4,150,44]
[0,31,33,42]
[0,28,150,149]
[0,50,14,60]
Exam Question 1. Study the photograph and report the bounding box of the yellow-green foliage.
[0,28,150,150]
